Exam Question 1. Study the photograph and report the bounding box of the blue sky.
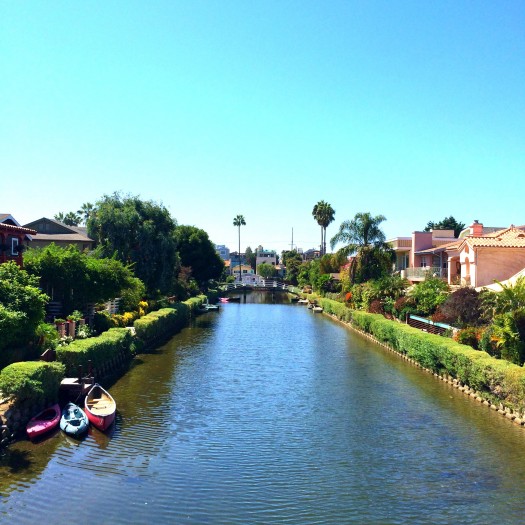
[2,1,524,254]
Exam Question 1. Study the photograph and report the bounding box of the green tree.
[0,262,48,359]
[174,225,224,286]
[25,243,144,313]
[87,193,180,296]
[330,212,392,283]
[245,246,256,270]
[258,262,277,279]
[312,201,335,256]
[408,276,449,316]
[233,215,246,282]
[424,216,465,237]
[281,250,303,285]
[77,202,95,226]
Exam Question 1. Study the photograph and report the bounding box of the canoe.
[60,402,89,437]
[27,403,61,440]
[84,383,116,431]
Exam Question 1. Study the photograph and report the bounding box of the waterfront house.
[0,214,36,268]
[23,217,94,251]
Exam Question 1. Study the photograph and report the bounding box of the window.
[420,256,427,268]
[11,237,18,256]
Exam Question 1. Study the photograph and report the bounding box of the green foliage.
[133,306,190,347]
[87,193,180,296]
[0,262,48,356]
[424,216,465,237]
[281,250,303,285]
[56,327,134,375]
[0,361,65,404]
[257,262,277,279]
[25,243,144,313]
[93,310,112,334]
[312,200,335,255]
[174,225,224,285]
[456,327,481,349]
[408,277,449,316]
[330,212,393,283]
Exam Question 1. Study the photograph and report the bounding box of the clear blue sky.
[2,1,524,254]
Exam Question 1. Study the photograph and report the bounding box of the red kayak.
[84,383,116,431]
[26,403,61,440]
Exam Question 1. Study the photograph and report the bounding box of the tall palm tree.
[312,201,335,256]
[330,212,390,283]
[233,215,246,282]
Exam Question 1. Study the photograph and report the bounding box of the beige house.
[23,218,94,251]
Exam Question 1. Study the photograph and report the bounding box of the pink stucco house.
[390,220,525,288]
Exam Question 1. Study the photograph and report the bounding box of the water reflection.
[2,299,525,524]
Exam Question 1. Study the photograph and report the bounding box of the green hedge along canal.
[1,296,525,524]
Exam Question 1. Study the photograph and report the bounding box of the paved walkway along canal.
[1,295,525,524]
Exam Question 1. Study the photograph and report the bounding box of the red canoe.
[84,383,116,431]
[26,403,61,440]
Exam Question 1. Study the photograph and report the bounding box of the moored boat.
[26,403,61,440]
[84,383,116,431]
[297,298,309,304]
[60,402,89,437]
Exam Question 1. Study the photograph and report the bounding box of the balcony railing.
[404,267,446,280]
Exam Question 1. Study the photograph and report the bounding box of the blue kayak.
[60,402,89,437]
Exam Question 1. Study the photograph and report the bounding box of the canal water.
[2,296,525,524]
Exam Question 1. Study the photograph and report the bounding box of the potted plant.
[54,318,67,337]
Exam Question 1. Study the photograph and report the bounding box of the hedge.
[133,305,190,347]
[318,297,525,411]
[0,361,65,404]
[56,327,134,375]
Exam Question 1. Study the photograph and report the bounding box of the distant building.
[255,246,277,274]
[215,244,230,261]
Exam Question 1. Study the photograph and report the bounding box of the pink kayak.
[26,403,61,440]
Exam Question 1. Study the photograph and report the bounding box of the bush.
[455,327,481,350]
[133,305,190,347]
[0,361,65,404]
[56,327,134,375]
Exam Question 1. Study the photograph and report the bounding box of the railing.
[223,281,289,291]
[404,267,446,280]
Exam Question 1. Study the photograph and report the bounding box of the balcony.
[403,267,446,281]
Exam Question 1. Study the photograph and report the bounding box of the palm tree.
[233,215,246,283]
[77,202,95,225]
[330,212,390,283]
[312,201,335,256]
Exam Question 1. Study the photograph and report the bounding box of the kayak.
[27,403,61,440]
[60,402,89,437]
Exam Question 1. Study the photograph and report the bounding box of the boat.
[290,296,300,303]
[84,383,116,431]
[26,403,61,440]
[297,298,309,305]
[219,297,229,303]
[228,296,241,302]
[312,306,324,313]
[204,303,219,310]
[60,402,89,437]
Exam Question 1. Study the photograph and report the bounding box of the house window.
[420,256,427,268]
[11,237,18,256]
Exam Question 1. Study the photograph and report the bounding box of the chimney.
[470,220,483,236]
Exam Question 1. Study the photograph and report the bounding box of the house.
[23,217,94,251]
[390,220,525,288]
[255,246,277,270]
[215,244,230,261]
[455,223,525,288]
[388,229,457,283]
[0,214,37,267]
[231,263,255,283]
